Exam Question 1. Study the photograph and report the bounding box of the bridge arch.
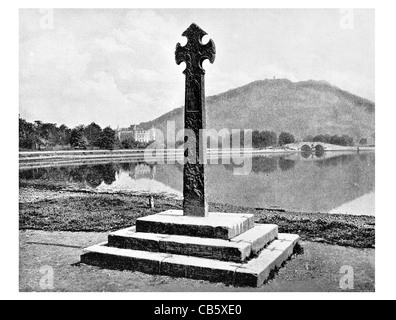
[300,144,312,152]
[315,144,325,151]
[315,144,325,157]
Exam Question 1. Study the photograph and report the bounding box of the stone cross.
[175,23,216,217]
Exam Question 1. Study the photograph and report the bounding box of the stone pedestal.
[81,210,299,287]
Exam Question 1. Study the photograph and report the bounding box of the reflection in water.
[316,154,355,167]
[19,163,156,189]
[85,166,104,188]
[297,145,326,159]
[252,157,278,174]
[315,145,325,158]
[19,152,375,216]
[225,156,294,174]
[301,150,312,159]
[278,157,295,172]
[359,153,368,162]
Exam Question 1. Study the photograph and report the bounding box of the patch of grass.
[19,187,375,249]
[19,193,171,232]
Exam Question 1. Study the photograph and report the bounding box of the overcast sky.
[19,9,375,128]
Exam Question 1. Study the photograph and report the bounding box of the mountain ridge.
[139,79,375,142]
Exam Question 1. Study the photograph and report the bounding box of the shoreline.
[20,146,375,157]
[19,184,375,249]
[19,148,375,171]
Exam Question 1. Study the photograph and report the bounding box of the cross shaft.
[175,23,216,217]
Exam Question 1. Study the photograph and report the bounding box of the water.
[19,151,375,216]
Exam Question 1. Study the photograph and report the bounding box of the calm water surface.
[19,151,375,216]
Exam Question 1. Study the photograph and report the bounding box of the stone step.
[80,233,299,287]
[108,224,278,262]
[136,210,255,240]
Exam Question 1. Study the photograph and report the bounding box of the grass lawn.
[19,186,375,248]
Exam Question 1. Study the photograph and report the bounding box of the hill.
[139,79,375,143]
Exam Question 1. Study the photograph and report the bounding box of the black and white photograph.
[18,7,376,293]
[1,1,395,302]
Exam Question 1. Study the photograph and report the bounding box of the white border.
[2,0,395,300]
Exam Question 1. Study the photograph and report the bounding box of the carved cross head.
[175,23,216,75]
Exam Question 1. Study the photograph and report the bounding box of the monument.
[175,23,215,218]
[81,24,300,287]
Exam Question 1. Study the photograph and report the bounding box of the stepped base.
[81,233,299,287]
[80,211,300,287]
[109,224,278,262]
[136,210,255,240]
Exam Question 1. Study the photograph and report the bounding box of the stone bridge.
[284,142,331,152]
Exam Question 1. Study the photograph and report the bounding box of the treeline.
[252,131,364,148]
[252,131,295,148]
[304,134,355,146]
[209,130,359,149]
[19,118,118,151]
[19,117,367,151]
[206,130,296,149]
[120,138,151,150]
[19,118,155,151]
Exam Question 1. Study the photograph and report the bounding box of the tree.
[70,126,88,149]
[121,137,149,149]
[84,123,102,147]
[323,134,332,144]
[40,123,58,141]
[261,131,277,147]
[313,134,331,144]
[121,138,134,149]
[19,118,38,150]
[31,121,57,149]
[330,135,342,146]
[341,135,354,146]
[98,127,116,150]
[58,124,71,146]
[113,137,123,150]
[279,132,295,146]
[252,130,277,148]
[359,138,367,145]
[329,134,354,146]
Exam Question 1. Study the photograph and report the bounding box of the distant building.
[116,125,156,143]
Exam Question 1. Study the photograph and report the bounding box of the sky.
[19,9,375,128]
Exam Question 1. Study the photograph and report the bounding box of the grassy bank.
[19,184,375,249]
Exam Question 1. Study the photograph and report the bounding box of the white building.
[116,125,156,143]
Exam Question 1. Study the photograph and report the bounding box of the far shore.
[19,145,375,156]
[19,146,375,170]
[19,147,375,172]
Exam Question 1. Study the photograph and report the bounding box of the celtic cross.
[175,23,216,217]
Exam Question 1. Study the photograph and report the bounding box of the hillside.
[139,79,375,142]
